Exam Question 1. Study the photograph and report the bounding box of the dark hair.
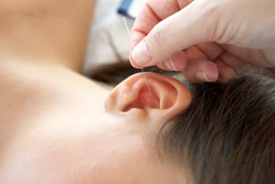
[159,71,275,184]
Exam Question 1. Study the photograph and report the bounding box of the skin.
[130,0,275,83]
[0,0,192,183]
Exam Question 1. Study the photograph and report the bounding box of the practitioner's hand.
[129,0,275,83]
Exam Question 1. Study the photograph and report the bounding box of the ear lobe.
[105,73,191,117]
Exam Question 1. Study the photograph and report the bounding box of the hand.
[129,0,275,83]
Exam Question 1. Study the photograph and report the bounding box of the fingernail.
[196,71,211,82]
[170,58,178,71]
[132,41,152,65]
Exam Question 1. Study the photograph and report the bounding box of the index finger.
[130,0,194,67]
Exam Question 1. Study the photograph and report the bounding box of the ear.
[105,73,191,122]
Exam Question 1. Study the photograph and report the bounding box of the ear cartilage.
[122,17,152,96]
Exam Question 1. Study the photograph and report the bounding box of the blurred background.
[83,0,145,77]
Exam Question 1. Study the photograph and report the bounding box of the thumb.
[132,1,219,67]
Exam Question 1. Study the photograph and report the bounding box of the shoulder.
[0,0,96,72]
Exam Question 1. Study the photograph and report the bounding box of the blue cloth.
[118,0,134,18]
[118,0,144,19]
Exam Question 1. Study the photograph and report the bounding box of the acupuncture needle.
[122,17,152,96]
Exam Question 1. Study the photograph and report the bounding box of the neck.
[0,61,110,155]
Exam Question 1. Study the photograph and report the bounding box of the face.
[0,73,192,184]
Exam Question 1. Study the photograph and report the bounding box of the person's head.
[103,69,275,184]
[1,69,274,184]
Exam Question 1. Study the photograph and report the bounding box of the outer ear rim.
[105,73,191,117]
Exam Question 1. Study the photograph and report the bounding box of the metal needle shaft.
[122,17,152,96]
